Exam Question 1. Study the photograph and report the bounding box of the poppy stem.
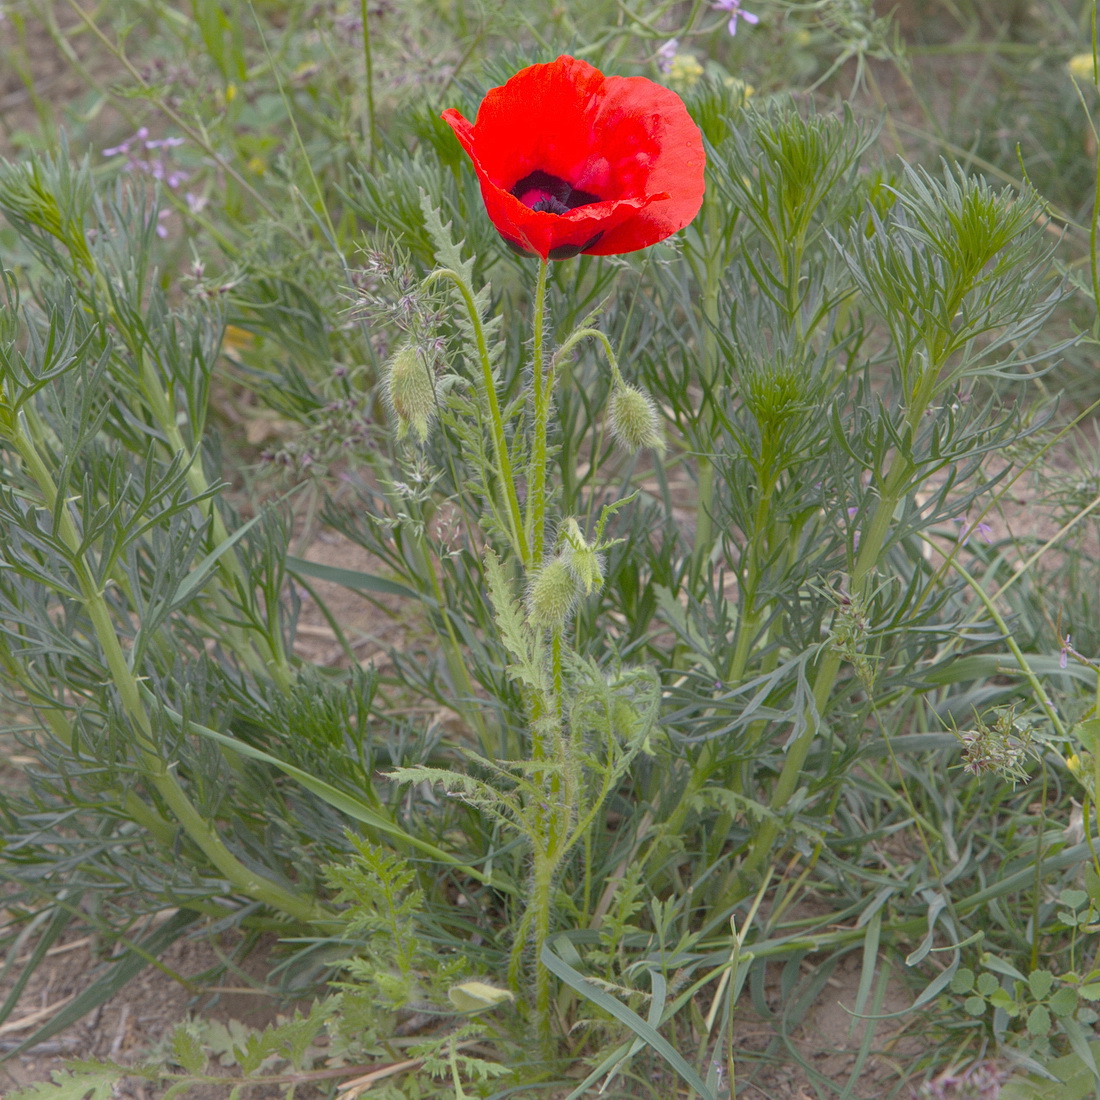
[526,257,552,567]
[423,267,528,562]
[554,326,623,386]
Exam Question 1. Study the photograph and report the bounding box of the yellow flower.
[723,76,755,104]
[1068,53,1096,81]
[668,53,704,91]
[1066,752,1093,789]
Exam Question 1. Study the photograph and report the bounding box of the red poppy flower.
[441,55,706,261]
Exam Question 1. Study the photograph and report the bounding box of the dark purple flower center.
[511,169,601,215]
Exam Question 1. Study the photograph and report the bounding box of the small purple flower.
[1060,634,1072,670]
[102,126,148,158]
[144,135,184,150]
[103,127,188,191]
[656,39,679,75]
[954,516,994,546]
[712,0,759,37]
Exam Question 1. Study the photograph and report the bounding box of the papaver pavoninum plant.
[441,55,706,260]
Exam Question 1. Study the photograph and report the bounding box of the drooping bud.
[384,344,436,443]
[608,383,665,454]
[526,555,580,631]
[560,517,604,596]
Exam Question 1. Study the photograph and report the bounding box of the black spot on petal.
[511,169,600,212]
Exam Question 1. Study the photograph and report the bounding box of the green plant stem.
[554,326,621,381]
[10,416,321,926]
[359,0,378,168]
[1031,760,1048,971]
[649,457,784,869]
[690,198,724,584]
[730,452,916,893]
[75,251,295,693]
[726,456,781,686]
[531,855,556,1050]
[525,257,552,566]
[0,649,177,848]
[1090,123,1100,321]
[1088,4,1100,320]
[551,627,564,721]
[424,267,527,562]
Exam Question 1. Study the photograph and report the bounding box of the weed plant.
[1,2,1100,1098]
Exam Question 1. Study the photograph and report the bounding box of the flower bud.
[385,345,436,443]
[526,555,580,631]
[608,383,664,454]
[560,517,604,596]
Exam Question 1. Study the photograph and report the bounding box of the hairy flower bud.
[526,555,580,631]
[560,517,604,595]
[385,345,436,443]
[608,383,665,454]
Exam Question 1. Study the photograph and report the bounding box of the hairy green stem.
[525,258,552,566]
[551,627,564,721]
[424,267,528,562]
[531,856,556,1049]
[554,326,621,382]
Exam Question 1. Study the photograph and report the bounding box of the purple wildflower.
[656,39,679,74]
[103,127,188,191]
[954,517,994,546]
[712,0,759,37]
